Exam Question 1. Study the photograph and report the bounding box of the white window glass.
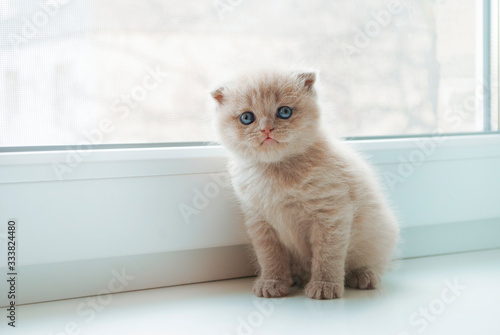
[0,0,498,148]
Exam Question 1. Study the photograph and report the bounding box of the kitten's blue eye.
[240,111,255,125]
[277,106,292,119]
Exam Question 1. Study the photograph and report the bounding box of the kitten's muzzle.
[261,126,275,136]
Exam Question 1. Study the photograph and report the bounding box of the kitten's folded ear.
[211,86,226,105]
[295,72,316,91]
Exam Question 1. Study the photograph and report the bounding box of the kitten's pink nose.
[261,127,274,136]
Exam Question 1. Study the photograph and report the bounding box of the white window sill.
[4,248,499,335]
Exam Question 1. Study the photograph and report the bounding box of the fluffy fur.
[211,71,399,300]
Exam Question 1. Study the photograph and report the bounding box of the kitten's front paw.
[345,267,381,289]
[253,278,291,298]
[305,281,344,300]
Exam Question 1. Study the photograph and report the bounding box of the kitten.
[211,71,399,299]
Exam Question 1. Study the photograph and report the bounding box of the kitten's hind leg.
[345,267,381,289]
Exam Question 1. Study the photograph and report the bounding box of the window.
[0,0,498,148]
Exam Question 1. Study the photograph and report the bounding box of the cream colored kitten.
[211,71,399,300]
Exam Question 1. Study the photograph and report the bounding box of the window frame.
[0,132,498,183]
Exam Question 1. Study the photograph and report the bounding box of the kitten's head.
[211,71,321,163]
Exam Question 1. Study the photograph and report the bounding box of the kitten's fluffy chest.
[231,161,311,251]
[229,150,341,237]
[231,161,309,216]
[229,143,338,215]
